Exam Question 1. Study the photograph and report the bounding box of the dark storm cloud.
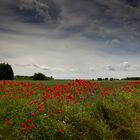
[15,0,61,23]
[57,0,140,42]
[0,0,140,39]
[56,0,140,24]
[0,0,140,63]
[17,0,49,23]
[0,0,61,25]
[125,0,140,8]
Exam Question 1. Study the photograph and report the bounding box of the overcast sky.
[0,0,140,79]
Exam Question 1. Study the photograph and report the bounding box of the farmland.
[0,80,140,140]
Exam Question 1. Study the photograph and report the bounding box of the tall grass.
[0,80,140,140]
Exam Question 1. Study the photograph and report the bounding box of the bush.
[33,73,46,80]
[0,63,14,80]
[97,78,102,81]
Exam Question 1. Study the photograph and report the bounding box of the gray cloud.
[0,0,140,40]
[18,0,49,16]
[107,65,116,71]
[15,0,50,23]
[15,64,32,67]
[118,62,140,71]
[107,62,140,72]
[54,0,140,38]
[15,63,49,70]
[119,62,131,71]
[31,64,48,70]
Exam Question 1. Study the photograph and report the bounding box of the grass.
[0,80,140,140]
[14,79,72,87]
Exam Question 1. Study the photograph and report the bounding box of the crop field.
[0,80,140,140]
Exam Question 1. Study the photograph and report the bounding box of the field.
[0,80,140,140]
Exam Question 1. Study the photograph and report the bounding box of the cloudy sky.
[0,0,140,79]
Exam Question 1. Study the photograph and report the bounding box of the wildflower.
[37,104,44,112]
[31,112,35,116]
[56,129,64,133]
[26,119,31,123]
[28,112,35,117]
[57,109,62,113]
[67,93,73,100]
[22,125,29,133]
[20,122,29,133]
[30,124,36,128]
[4,120,12,125]
[20,122,26,127]
[30,90,34,94]
[42,96,47,102]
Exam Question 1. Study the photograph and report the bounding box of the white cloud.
[89,67,95,71]
[111,39,120,44]
[119,62,130,71]
[32,64,48,70]
[133,64,140,70]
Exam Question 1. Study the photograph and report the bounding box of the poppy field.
[0,80,140,140]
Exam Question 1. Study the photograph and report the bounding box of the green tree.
[97,78,102,81]
[33,73,46,80]
[105,78,108,80]
[0,63,14,80]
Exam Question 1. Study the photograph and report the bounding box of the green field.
[15,79,129,87]
[0,80,140,140]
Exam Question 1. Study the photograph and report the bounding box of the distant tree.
[0,63,14,80]
[110,78,114,81]
[97,78,102,81]
[121,77,140,80]
[105,78,108,80]
[50,76,54,80]
[45,76,54,80]
[33,73,46,80]
[114,78,119,80]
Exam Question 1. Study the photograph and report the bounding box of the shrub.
[33,73,46,80]
[97,78,102,81]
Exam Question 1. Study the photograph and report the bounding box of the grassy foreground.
[0,80,140,140]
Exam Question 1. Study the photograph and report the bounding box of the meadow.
[0,80,140,140]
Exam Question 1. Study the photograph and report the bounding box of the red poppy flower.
[26,119,31,123]
[4,120,12,125]
[57,109,62,113]
[30,124,37,128]
[56,129,64,133]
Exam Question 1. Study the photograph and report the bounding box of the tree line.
[121,77,140,80]
[15,74,54,80]
[93,77,140,81]
[0,63,140,80]
[0,63,54,80]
